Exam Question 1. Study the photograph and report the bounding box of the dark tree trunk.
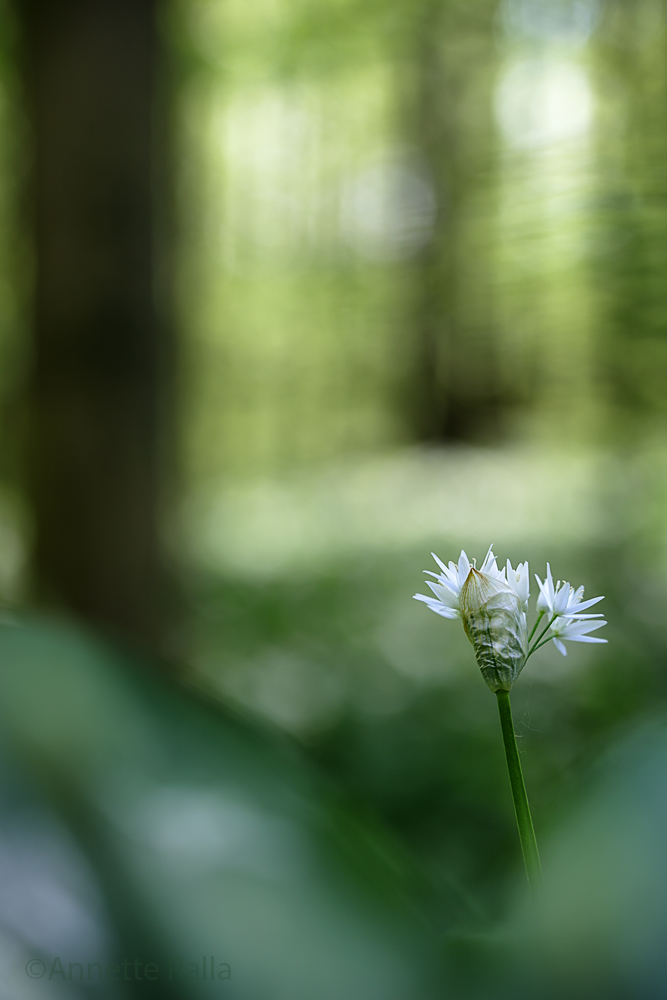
[406,0,503,443]
[17,0,171,647]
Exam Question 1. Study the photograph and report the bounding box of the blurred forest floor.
[173,440,667,925]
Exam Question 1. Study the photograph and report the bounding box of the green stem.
[527,610,544,643]
[530,634,557,656]
[496,689,542,895]
[527,614,556,659]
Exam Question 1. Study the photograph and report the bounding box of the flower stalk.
[413,545,608,895]
[496,689,542,893]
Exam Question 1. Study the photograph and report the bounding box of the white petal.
[481,545,497,574]
[427,581,460,608]
[535,574,551,613]
[413,592,436,604]
[431,552,449,575]
[552,617,607,639]
[457,550,471,587]
[545,563,555,597]
[571,595,604,612]
[553,582,572,615]
[413,593,460,619]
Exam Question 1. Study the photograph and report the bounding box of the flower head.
[414,547,608,687]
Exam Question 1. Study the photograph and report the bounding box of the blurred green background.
[1,0,667,996]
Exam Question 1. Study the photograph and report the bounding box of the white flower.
[535,564,604,619]
[415,547,609,681]
[506,559,530,609]
[413,546,504,619]
[548,615,608,656]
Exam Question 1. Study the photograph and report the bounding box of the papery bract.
[460,568,528,692]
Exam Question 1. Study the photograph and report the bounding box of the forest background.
[0,0,664,983]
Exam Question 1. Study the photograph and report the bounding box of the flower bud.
[460,568,528,692]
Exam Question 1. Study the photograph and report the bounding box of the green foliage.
[0,617,449,997]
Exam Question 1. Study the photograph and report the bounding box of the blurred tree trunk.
[592,0,667,436]
[405,0,503,442]
[17,0,171,647]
